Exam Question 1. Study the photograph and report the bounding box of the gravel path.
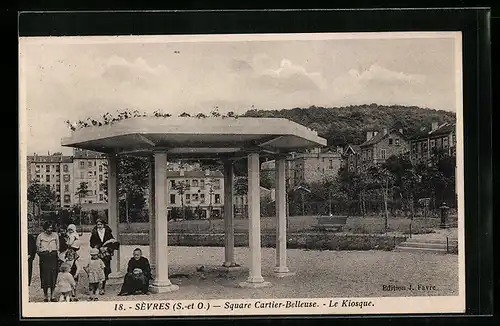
[27,244,458,302]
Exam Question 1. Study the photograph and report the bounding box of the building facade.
[166,169,224,219]
[359,129,410,170]
[261,148,343,187]
[28,153,74,208]
[410,122,456,166]
[341,144,361,173]
[72,149,108,207]
[28,149,108,209]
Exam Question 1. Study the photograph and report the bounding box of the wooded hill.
[241,104,456,146]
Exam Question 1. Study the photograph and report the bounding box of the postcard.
[19,31,465,317]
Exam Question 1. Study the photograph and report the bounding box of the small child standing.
[64,249,82,301]
[84,248,105,301]
[55,263,76,302]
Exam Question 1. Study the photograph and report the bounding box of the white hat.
[67,224,77,232]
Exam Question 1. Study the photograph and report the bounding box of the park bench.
[313,216,348,232]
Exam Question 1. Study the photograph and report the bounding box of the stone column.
[107,155,123,283]
[223,160,238,268]
[148,155,156,273]
[274,156,295,277]
[149,152,179,293]
[239,152,271,288]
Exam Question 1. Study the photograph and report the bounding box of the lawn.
[67,215,445,235]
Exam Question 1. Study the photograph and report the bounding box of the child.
[84,248,105,301]
[64,249,82,301]
[55,263,76,302]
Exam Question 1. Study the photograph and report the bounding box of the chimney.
[179,168,184,176]
[398,128,403,134]
[205,169,210,177]
[383,128,388,135]
[366,131,373,141]
[336,145,343,154]
[431,121,439,131]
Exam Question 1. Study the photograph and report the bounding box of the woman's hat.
[89,248,99,255]
[67,224,77,232]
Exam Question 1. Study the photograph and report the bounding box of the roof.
[166,170,223,178]
[73,149,106,159]
[344,144,361,155]
[61,117,327,160]
[360,129,405,147]
[28,155,73,163]
[410,122,456,141]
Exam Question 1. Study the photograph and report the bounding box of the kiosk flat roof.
[61,117,327,159]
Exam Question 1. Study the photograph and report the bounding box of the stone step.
[398,242,448,249]
[394,246,448,254]
[405,237,458,245]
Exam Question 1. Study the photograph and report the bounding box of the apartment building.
[166,169,224,219]
[72,149,108,207]
[410,122,456,166]
[27,149,108,209]
[28,153,74,207]
[359,129,410,170]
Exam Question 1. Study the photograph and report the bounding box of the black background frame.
[16,8,493,324]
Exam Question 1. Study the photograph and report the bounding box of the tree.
[75,182,89,226]
[118,156,149,224]
[174,180,190,220]
[365,164,394,233]
[27,180,57,224]
[383,154,419,218]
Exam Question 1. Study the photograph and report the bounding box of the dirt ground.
[27,240,459,302]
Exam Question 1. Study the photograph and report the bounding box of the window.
[185,194,191,204]
[430,139,436,148]
[99,184,104,191]
[64,184,69,192]
[88,171,93,177]
[200,194,205,203]
[213,179,221,190]
[443,137,449,149]
[46,165,50,172]
[79,161,85,169]
[99,194,104,201]
[192,179,199,187]
[80,172,85,179]
[389,138,393,145]
[94,161,96,167]
[99,165,103,172]
[46,175,50,182]
[192,194,199,202]
[380,149,387,160]
[55,165,60,172]
[36,174,40,179]
[215,194,221,204]
[200,180,205,189]
[395,138,400,146]
[88,161,93,168]
[170,180,176,188]
[329,160,333,169]
[170,194,176,204]
[63,164,68,172]
[99,175,103,181]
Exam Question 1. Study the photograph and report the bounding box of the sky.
[19,33,461,155]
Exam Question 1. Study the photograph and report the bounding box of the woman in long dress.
[89,219,119,295]
[36,221,60,302]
